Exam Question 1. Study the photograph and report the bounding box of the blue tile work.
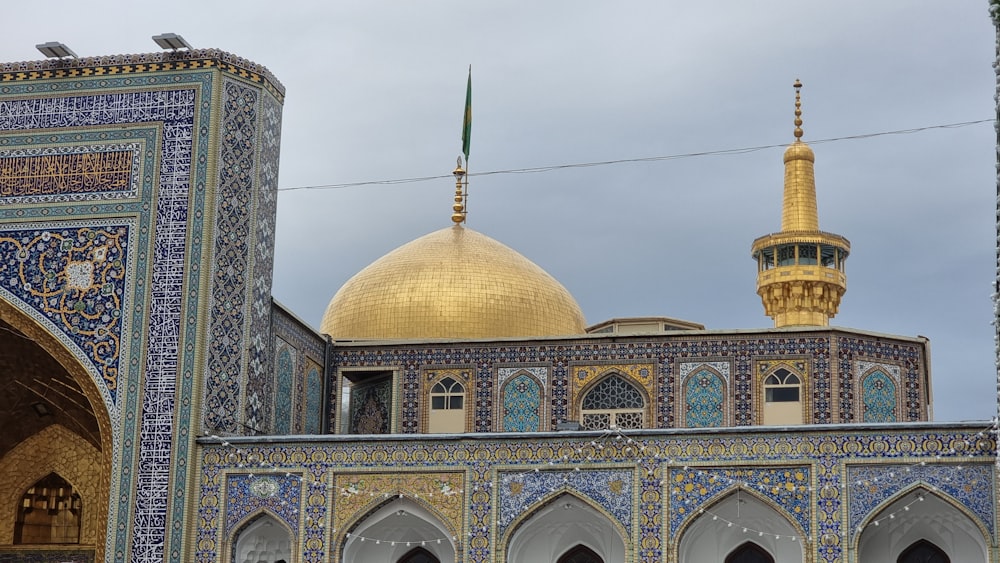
[497,469,634,536]
[274,345,294,434]
[224,473,302,534]
[668,466,811,536]
[682,369,725,427]
[838,337,924,421]
[501,373,542,432]
[861,370,896,423]
[271,304,326,434]
[243,91,282,438]
[847,462,995,541]
[0,57,285,563]
[0,83,206,563]
[304,366,323,433]
[0,222,133,403]
[204,79,260,435]
[198,425,995,563]
[337,334,852,432]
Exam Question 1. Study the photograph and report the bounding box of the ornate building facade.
[0,46,995,563]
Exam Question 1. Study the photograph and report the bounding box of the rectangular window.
[766,387,800,402]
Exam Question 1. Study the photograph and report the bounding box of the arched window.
[725,541,775,563]
[14,473,82,544]
[399,546,441,563]
[762,368,802,425]
[581,374,645,430]
[428,377,466,433]
[557,544,603,563]
[897,539,950,563]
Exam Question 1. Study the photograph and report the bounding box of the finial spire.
[451,157,466,225]
[793,79,803,141]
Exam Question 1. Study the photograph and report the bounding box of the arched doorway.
[231,513,293,563]
[340,497,456,563]
[0,303,113,562]
[677,488,803,563]
[399,546,441,563]
[557,544,603,563]
[897,539,949,563]
[856,488,986,563]
[504,493,626,563]
[725,541,775,563]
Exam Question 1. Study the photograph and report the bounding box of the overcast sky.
[5,2,997,422]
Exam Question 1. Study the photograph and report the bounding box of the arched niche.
[339,497,456,563]
[676,488,805,563]
[855,486,987,563]
[503,492,627,563]
[229,511,294,563]
[0,299,113,561]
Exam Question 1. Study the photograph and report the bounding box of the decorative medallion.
[249,476,279,499]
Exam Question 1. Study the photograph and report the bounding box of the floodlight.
[36,42,77,59]
[152,33,192,51]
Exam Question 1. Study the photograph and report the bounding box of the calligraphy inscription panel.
[0,145,139,201]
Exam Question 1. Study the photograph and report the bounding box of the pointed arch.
[227,510,295,563]
[0,299,114,562]
[725,541,774,563]
[557,544,604,563]
[337,496,458,563]
[681,366,727,428]
[855,485,987,563]
[578,371,649,430]
[14,471,82,544]
[675,486,805,563]
[399,545,441,563]
[499,370,545,432]
[897,539,949,563]
[502,491,628,563]
[859,368,897,423]
[757,362,807,425]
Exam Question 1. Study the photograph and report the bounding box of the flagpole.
[461,65,471,224]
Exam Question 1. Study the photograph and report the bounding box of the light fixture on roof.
[36,42,77,59]
[152,33,193,51]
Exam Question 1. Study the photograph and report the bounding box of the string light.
[203,419,998,547]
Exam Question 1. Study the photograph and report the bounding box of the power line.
[277,119,992,193]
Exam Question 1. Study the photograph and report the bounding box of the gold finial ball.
[451,212,465,224]
[794,78,802,90]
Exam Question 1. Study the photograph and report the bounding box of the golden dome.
[321,225,586,339]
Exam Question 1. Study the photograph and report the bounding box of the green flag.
[461,66,471,163]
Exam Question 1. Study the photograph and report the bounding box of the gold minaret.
[751,80,850,327]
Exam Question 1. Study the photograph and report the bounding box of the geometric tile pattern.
[274,346,294,434]
[846,462,995,541]
[497,469,634,536]
[0,51,285,563]
[668,466,811,535]
[501,373,542,432]
[225,473,302,534]
[860,370,896,423]
[304,365,322,434]
[198,425,996,563]
[204,79,260,435]
[336,332,921,433]
[839,338,924,421]
[682,368,725,427]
